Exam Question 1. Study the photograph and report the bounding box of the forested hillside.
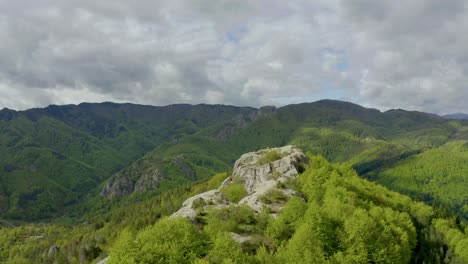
[0,103,260,220]
[0,153,466,263]
[94,100,468,220]
[0,100,467,226]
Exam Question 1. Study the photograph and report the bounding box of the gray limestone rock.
[134,169,166,193]
[172,190,231,220]
[47,245,59,258]
[100,173,134,199]
[172,145,309,220]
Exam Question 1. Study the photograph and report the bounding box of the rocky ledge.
[172,145,309,220]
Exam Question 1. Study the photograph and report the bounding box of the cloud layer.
[0,0,467,114]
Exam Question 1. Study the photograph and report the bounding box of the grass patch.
[191,198,207,210]
[220,179,248,203]
[260,189,288,204]
[257,150,284,165]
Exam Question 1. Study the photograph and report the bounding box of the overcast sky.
[0,0,467,114]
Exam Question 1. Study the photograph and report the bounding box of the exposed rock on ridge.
[101,157,193,199]
[172,145,308,220]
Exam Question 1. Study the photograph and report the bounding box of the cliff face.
[172,145,309,220]
[100,156,193,199]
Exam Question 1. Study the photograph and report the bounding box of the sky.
[0,0,467,114]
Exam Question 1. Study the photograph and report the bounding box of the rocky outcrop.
[172,145,308,220]
[101,169,164,199]
[172,190,231,220]
[100,174,134,199]
[101,156,195,199]
[134,169,166,193]
[230,145,308,193]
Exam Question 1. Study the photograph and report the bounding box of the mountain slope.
[1,147,467,263]
[1,100,467,222]
[369,141,468,218]
[0,103,260,220]
[97,100,467,219]
[106,149,467,264]
[443,113,468,120]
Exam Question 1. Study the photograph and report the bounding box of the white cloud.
[0,0,466,114]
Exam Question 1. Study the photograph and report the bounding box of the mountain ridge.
[443,113,468,120]
[0,99,467,221]
[0,101,467,263]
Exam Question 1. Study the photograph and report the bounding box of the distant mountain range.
[1,99,468,264]
[443,113,468,120]
[1,99,467,222]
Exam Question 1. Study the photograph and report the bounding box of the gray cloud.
[0,0,467,114]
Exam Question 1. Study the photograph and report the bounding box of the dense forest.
[0,155,467,263]
[0,100,467,263]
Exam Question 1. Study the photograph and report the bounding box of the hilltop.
[2,146,466,263]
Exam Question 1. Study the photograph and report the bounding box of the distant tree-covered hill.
[1,153,466,263]
[0,103,260,220]
[0,100,467,221]
[443,113,468,120]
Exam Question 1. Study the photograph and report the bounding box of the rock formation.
[100,173,134,199]
[101,156,194,199]
[172,145,308,220]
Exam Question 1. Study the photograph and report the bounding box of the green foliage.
[260,189,288,205]
[2,99,467,223]
[433,219,468,263]
[266,196,307,243]
[275,223,327,264]
[1,100,468,263]
[1,153,468,263]
[0,103,256,220]
[0,172,229,264]
[204,232,252,264]
[108,217,208,264]
[104,154,467,264]
[257,150,282,165]
[220,179,247,203]
[375,141,468,218]
[203,205,258,235]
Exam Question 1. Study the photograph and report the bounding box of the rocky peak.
[230,145,307,193]
[172,145,308,220]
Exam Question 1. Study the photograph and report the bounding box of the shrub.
[257,151,283,165]
[220,182,247,203]
[260,189,288,204]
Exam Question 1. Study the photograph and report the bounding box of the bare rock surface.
[171,190,231,220]
[133,169,166,193]
[100,174,134,199]
[172,145,308,220]
[101,156,195,199]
